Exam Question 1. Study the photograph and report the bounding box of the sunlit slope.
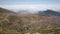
[0,8,60,34]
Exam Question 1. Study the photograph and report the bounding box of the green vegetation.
[7,15,17,22]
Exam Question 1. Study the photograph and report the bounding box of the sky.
[0,0,60,12]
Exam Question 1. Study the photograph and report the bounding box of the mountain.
[0,8,60,34]
[38,10,60,16]
[0,7,16,14]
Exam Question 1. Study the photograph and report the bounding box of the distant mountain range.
[38,10,60,16]
[0,7,60,16]
[16,9,60,16]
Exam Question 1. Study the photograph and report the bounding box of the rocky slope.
[0,8,60,34]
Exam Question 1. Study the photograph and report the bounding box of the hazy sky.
[0,0,60,12]
[0,0,60,4]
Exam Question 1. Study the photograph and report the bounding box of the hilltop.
[38,10,60,16]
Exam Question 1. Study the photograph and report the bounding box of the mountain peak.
[45,9,56,12]
[38,9,60,16]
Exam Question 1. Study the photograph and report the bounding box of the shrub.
[7,15,17,22]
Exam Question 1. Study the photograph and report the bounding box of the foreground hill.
[0,7,16,14]
[0,8,60,34]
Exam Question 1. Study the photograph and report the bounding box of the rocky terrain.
[0,8,60,34]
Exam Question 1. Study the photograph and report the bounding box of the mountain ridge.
[0,7,16,14]
[38,10,60,16]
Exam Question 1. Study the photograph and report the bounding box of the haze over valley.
[0,0,60,34]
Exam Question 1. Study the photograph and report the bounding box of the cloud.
[0,4,60,13]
